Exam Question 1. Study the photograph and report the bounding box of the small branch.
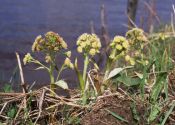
[88,70,98,96]
[16,52,27,93]
[101,4,110,47]
[34,88,46,125]
[0,102,8,115]
[16,52,27,108]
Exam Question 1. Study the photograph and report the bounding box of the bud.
[89,49,96,56]
[23,53,33,65]
[125,55,130,61]
[65,51,71,58]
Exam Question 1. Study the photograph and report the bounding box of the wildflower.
[109,36,129,61]
[45,55,51,63]
[158,33,168,41]
[77,46,83,53]
[60,39,68,49]
[65,51,71,58]
[64,58,71,66]
[126,28,147,43]
[130,59,135,66]
[23,53,33,65]
[64,58,74,69]
[80,42,86,48]
[32,35,42,52]
[145,60,149,65]
[76,33,101,56]
[116,44,123,50]
[89,49,96,56]
[32,31,67,53]
[125,55,130,61]
[122,41,129,49]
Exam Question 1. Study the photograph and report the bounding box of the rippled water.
[0,0,174,87]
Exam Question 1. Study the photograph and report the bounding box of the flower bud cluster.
[23,53,34,65]
[109,36,129,60]
[125,28,148,66]
[32,31,67,52]
[126,28,147,45]
[64,57,74,69]
[76,33,101,56]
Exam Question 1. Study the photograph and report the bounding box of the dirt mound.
[81,93,145,125]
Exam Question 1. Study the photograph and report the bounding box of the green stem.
[50,71,55,92]
[56,64,65,81]
[32,60,49,71]
[104,58,112,81]
[49,55,55,94]
[81,55,89,105]
[83,55,89,82]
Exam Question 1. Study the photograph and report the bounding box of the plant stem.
[83,55,89,82]
[33,60,49,71]
[49,57,55,95]
[50,71,55,93]
[56,64,65,81]
[81,55,89,105]
[104,58,112,81]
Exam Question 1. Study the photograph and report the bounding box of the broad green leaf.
[115,74,140,86]
[106,68,124,80]
[55,80,68,90]
[130,102,140,121]
[105,109,128,123]
[106,66,133,80]
[148,104,161,123]
[150,73,167,102]
[135,72,143,79]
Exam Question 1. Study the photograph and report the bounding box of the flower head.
[64,58,74,69]
[32,31,67,53]
[76,33,101,56]
[125,55,130,61]
[45,55,51,63]
[109,36,129,60]
[65,51,71,58]
[126,28,147,44]
[23,53,33,65]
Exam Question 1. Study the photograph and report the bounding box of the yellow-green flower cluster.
[109,36,129,59]
[64,51,73,69]
[64,57,74,69]
[124,55,135,66]
[76,33,101,56]
[32,31,67,52]
[124,28,148,66]
[65,51,71,58]
[23,53,34,65]
[126,28,147,44]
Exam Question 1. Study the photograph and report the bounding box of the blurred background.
[0,0,174,89]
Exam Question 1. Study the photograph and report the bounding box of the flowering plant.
[23,31,73,94]
[75,33,101,104]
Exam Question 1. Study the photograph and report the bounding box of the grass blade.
[161,101,175,125]
[105,109,128,123]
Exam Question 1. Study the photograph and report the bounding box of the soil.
[81,93,146,125]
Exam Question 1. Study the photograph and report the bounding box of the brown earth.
[81,93,146,125]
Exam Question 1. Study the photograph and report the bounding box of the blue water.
[0,0,174,87]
